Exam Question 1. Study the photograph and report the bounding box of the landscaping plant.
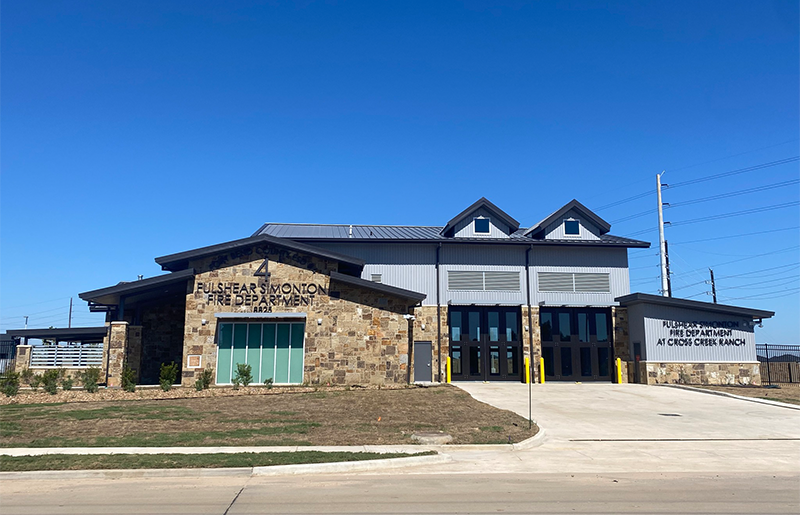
[61,375,74,391]
[264,377,274,389]
[20,368,34,386]
[41,369,61,395]
[121,365,136,392]
[29,374,41,391]
[79,367,101,393]
[159,362,179,391]
[195,368,213,391]
[233,363,252,388]
[1,371,20,397]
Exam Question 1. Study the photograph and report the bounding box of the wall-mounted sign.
[196,281,328,311]
[187,355,202,368]
[656,320,747,347]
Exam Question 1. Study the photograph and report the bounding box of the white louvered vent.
[371,274,382,283]
[448,271,484,291]
[538,272,610,293]
[574,273,610,293]
[448,271,520,291]
[484,271,520,291]
[538,272,574,292]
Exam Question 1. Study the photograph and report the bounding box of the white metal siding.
[543,208,601,241]
[452,207,512,238]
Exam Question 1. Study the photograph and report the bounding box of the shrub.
[233,363,252,388]
[61,375,74,391]
[195,368,213,391]
[263,377,274,389]
[121,365,136,392]
[159,362,179,391]
[29,374,41,391]
[20,368,34,386]
[80,367,101,393]
[41,369,61,395]
[1,371,20,397]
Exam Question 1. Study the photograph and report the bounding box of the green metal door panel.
[261,324,276,382]
[275,324,290,383]
[232,324,248,378]
[289,323,305,384]
[217,323,233,384]
[247,324,262,382]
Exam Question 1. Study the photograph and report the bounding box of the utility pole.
[664,241,673,297]
[68,297,73,328]
[24,316,28,329]
[657,172,670,297]
[709,269,717,304]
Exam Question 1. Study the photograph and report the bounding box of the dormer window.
[564,219,580,236]
[474,217,490,234]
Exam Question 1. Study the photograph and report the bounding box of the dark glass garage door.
[449,306,522,381]
[216,321,305,385]
[540,308,612,382]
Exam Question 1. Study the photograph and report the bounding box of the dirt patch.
[692,385,800,405]
[0,385,536,446]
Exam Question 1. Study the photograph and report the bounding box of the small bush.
[121,365,136,392]
[80,367,101,393]
[61,375,74,391]
[20,368,34,385]
[41,369,61,395]
[264,377,274,389]
[29,374,41,391]
[159,362,179,391]
[234,363,252,388]
[195,368,213,391]
[1,371,20,397]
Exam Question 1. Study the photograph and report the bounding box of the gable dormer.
[524,199,610,241]
[440,197,520,239]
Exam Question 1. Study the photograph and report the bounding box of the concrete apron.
[447,382,800,475]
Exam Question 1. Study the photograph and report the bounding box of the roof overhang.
[5,326,109,343]
[155,234,365,273]
[441,197,521,236]
[79,269,195,307]
[525,199,612,238]
[615,292,775,320]
[330,271,426,303]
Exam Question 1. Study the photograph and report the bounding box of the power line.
[672,263,800,291]
[717,276,800,291]
[668,139,800,172]
[668,227,800,246]
[719,287,800,302]
[671,245,800,278]
[624,202,800,236]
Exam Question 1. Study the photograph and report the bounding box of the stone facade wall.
[105,321,137,387]
[641,361,761,385]
[523,306,542,383]
[13,346,31,374]
[138,295,186,385]
[181,243,416,387]
[410,305,445,382]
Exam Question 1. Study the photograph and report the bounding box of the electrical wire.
[672,263,800,291]
[668,227,800,246]
[670,245,800,278]
[719,287,800,302]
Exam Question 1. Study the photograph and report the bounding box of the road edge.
[658,384,800,411]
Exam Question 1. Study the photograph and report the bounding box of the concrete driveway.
[449,382,800,474]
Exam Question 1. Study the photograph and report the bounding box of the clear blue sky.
[2,1,798,344]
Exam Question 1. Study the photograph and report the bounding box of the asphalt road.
[2,472,798,514]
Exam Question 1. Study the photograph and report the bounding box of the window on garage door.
[216,321,305,385]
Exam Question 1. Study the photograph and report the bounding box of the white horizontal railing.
[29,344,104,368]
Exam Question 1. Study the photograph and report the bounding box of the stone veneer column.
[411,305,447,383]
[13,345,31,374]
[523,306,542,383]
[105,321,129,387]
[612,307,631,383]
[126,326,143,384]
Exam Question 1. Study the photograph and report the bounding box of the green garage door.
[216,321,305,385]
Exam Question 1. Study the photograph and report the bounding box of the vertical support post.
[765,343,771,386]
[525,356,531,384]
[539,357,545,384]
[657,172,670,297]
[68,298,73,328]
[446,356,451,383]
[709,269,717,304]
[616,357,623,384]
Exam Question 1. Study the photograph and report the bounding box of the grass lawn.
[0,386,535,447]
[0,450,435,472]
[692,384,800,405]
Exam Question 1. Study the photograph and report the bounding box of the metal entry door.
[540,308,612,382]
[414,341,432,382]
[448,306,522,381]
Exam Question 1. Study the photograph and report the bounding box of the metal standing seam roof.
[615,293,775,319]
[254,223,649,247]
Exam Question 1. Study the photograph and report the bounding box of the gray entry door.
[414,341,432,382]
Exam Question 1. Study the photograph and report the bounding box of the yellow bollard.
[524,357,530,384]
[446,356,451,383]
[616,357,622,384]
[539,357,546,384]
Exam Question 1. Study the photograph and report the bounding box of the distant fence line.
[29,344,104,368]
[756,343,800,385]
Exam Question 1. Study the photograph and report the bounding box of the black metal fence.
[757,343,800,385]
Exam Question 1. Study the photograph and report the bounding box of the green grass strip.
[0,451,436,472]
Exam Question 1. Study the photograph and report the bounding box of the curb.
[252,453,451,476]
[511,428,546,450]
[659,384,800,411]
[0,453,450,480]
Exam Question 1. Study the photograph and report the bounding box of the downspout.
[436,243,442,383]
[525,245,534,382]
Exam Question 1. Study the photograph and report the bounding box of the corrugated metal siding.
[441,244,526,266]
[443,265,526,304]
[543,208,601,241]
[447,271,520,291]
[452,207,511,239]
[638,304,757,363]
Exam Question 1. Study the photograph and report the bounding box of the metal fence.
[757,343,800,385]
[29,344,104,368]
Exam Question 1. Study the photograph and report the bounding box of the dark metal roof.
[329,271,426,302]
[80,269,195,306]
[5,327,109,342]
[155,234,366,272]
[255,224,649,248]
[440,197,521,236]
[615,292,775,319]
[524,199,612,238]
